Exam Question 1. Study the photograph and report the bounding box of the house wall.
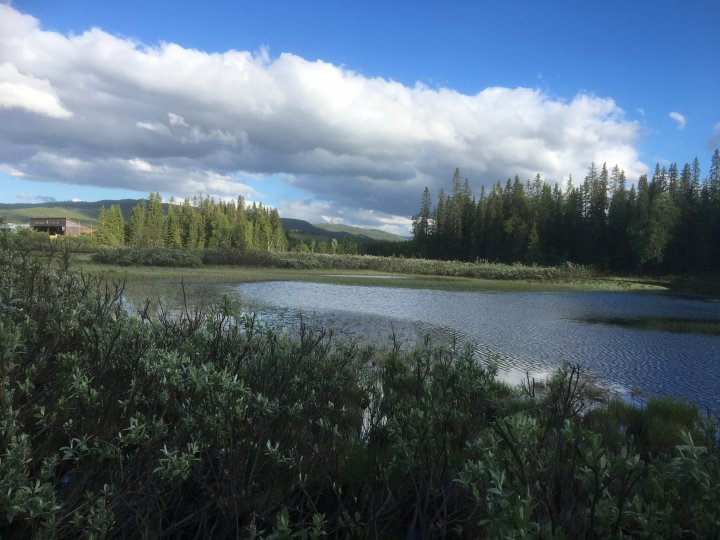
[29,218,96,236]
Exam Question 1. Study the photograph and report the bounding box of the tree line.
[96,194,287,252]
[412,149,720,273]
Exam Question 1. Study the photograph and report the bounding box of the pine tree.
[164,199,182,247]
[179,198,194,247]
[504,176,530,262]
[412,187,432,256]
[445,169,465,257]
[432,189,448,256]
[640,193,679,265]
[526,221,540,263]
[127,201,147,246]
[231,209,252,250]
[104,204,126,246]
[145,193,165,247]
[709,148,720,203]
[187,210,205,249]
[608,169,631,268]
[691,157,701,198]
[208,207,232,248]
[268,209,287,251]
[668,162,679,199]
[649,164,668,198]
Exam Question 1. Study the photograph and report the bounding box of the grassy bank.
[77,250,665,293]
[2,243,719,538]
[92,247,596,280]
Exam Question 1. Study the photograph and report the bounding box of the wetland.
[110,263,720,411]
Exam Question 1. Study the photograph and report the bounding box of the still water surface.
[233,281,720,410]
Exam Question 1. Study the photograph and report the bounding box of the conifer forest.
[412,149,720,274]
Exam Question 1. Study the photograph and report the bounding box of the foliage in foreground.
[91,245,592,281]
[1,243,719,538]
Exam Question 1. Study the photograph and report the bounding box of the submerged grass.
[584,397,703,456]
[583,316,720,336]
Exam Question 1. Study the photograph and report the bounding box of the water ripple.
[234,282,720,411]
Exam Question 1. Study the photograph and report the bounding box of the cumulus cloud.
[0,62,72,118]
[669,111,686,130]
[0,164,26,177]
[276,198,412,237]
[0,4,646,232]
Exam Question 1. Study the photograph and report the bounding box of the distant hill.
[280,218,337,236]
[280,218,351,243]
[313,223,407,242]
[280,218,407,244]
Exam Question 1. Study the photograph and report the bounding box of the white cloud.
[276,198,412,236]
[0,164,26,177]
[0,62,72,118]
[136,121,170,134]
[168,113,189,127]
[0,4,647,233]
[669,111,686,130]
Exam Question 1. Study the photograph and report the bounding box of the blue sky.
[1,0,718,233]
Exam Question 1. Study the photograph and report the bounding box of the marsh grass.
[584,397,702,456]
[77,255,665,293]
[583,316,720,336]
[92,247,600,279]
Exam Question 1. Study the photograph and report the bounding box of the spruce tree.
[145,193,165,247]
[127,201,147,246]
[412,187,432,256]
[164,200,182,247]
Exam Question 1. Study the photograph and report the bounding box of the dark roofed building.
[29,217,96,236]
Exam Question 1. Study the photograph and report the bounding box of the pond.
[231,281,720,411]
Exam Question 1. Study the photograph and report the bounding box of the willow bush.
[2,240,719,538]
[92,247,203,267]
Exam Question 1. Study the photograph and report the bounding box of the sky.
[1,0,718,234]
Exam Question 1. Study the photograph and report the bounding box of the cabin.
[29,217,96,236]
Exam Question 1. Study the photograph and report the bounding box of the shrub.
[1,243,717,538]
[92,247,203,267]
